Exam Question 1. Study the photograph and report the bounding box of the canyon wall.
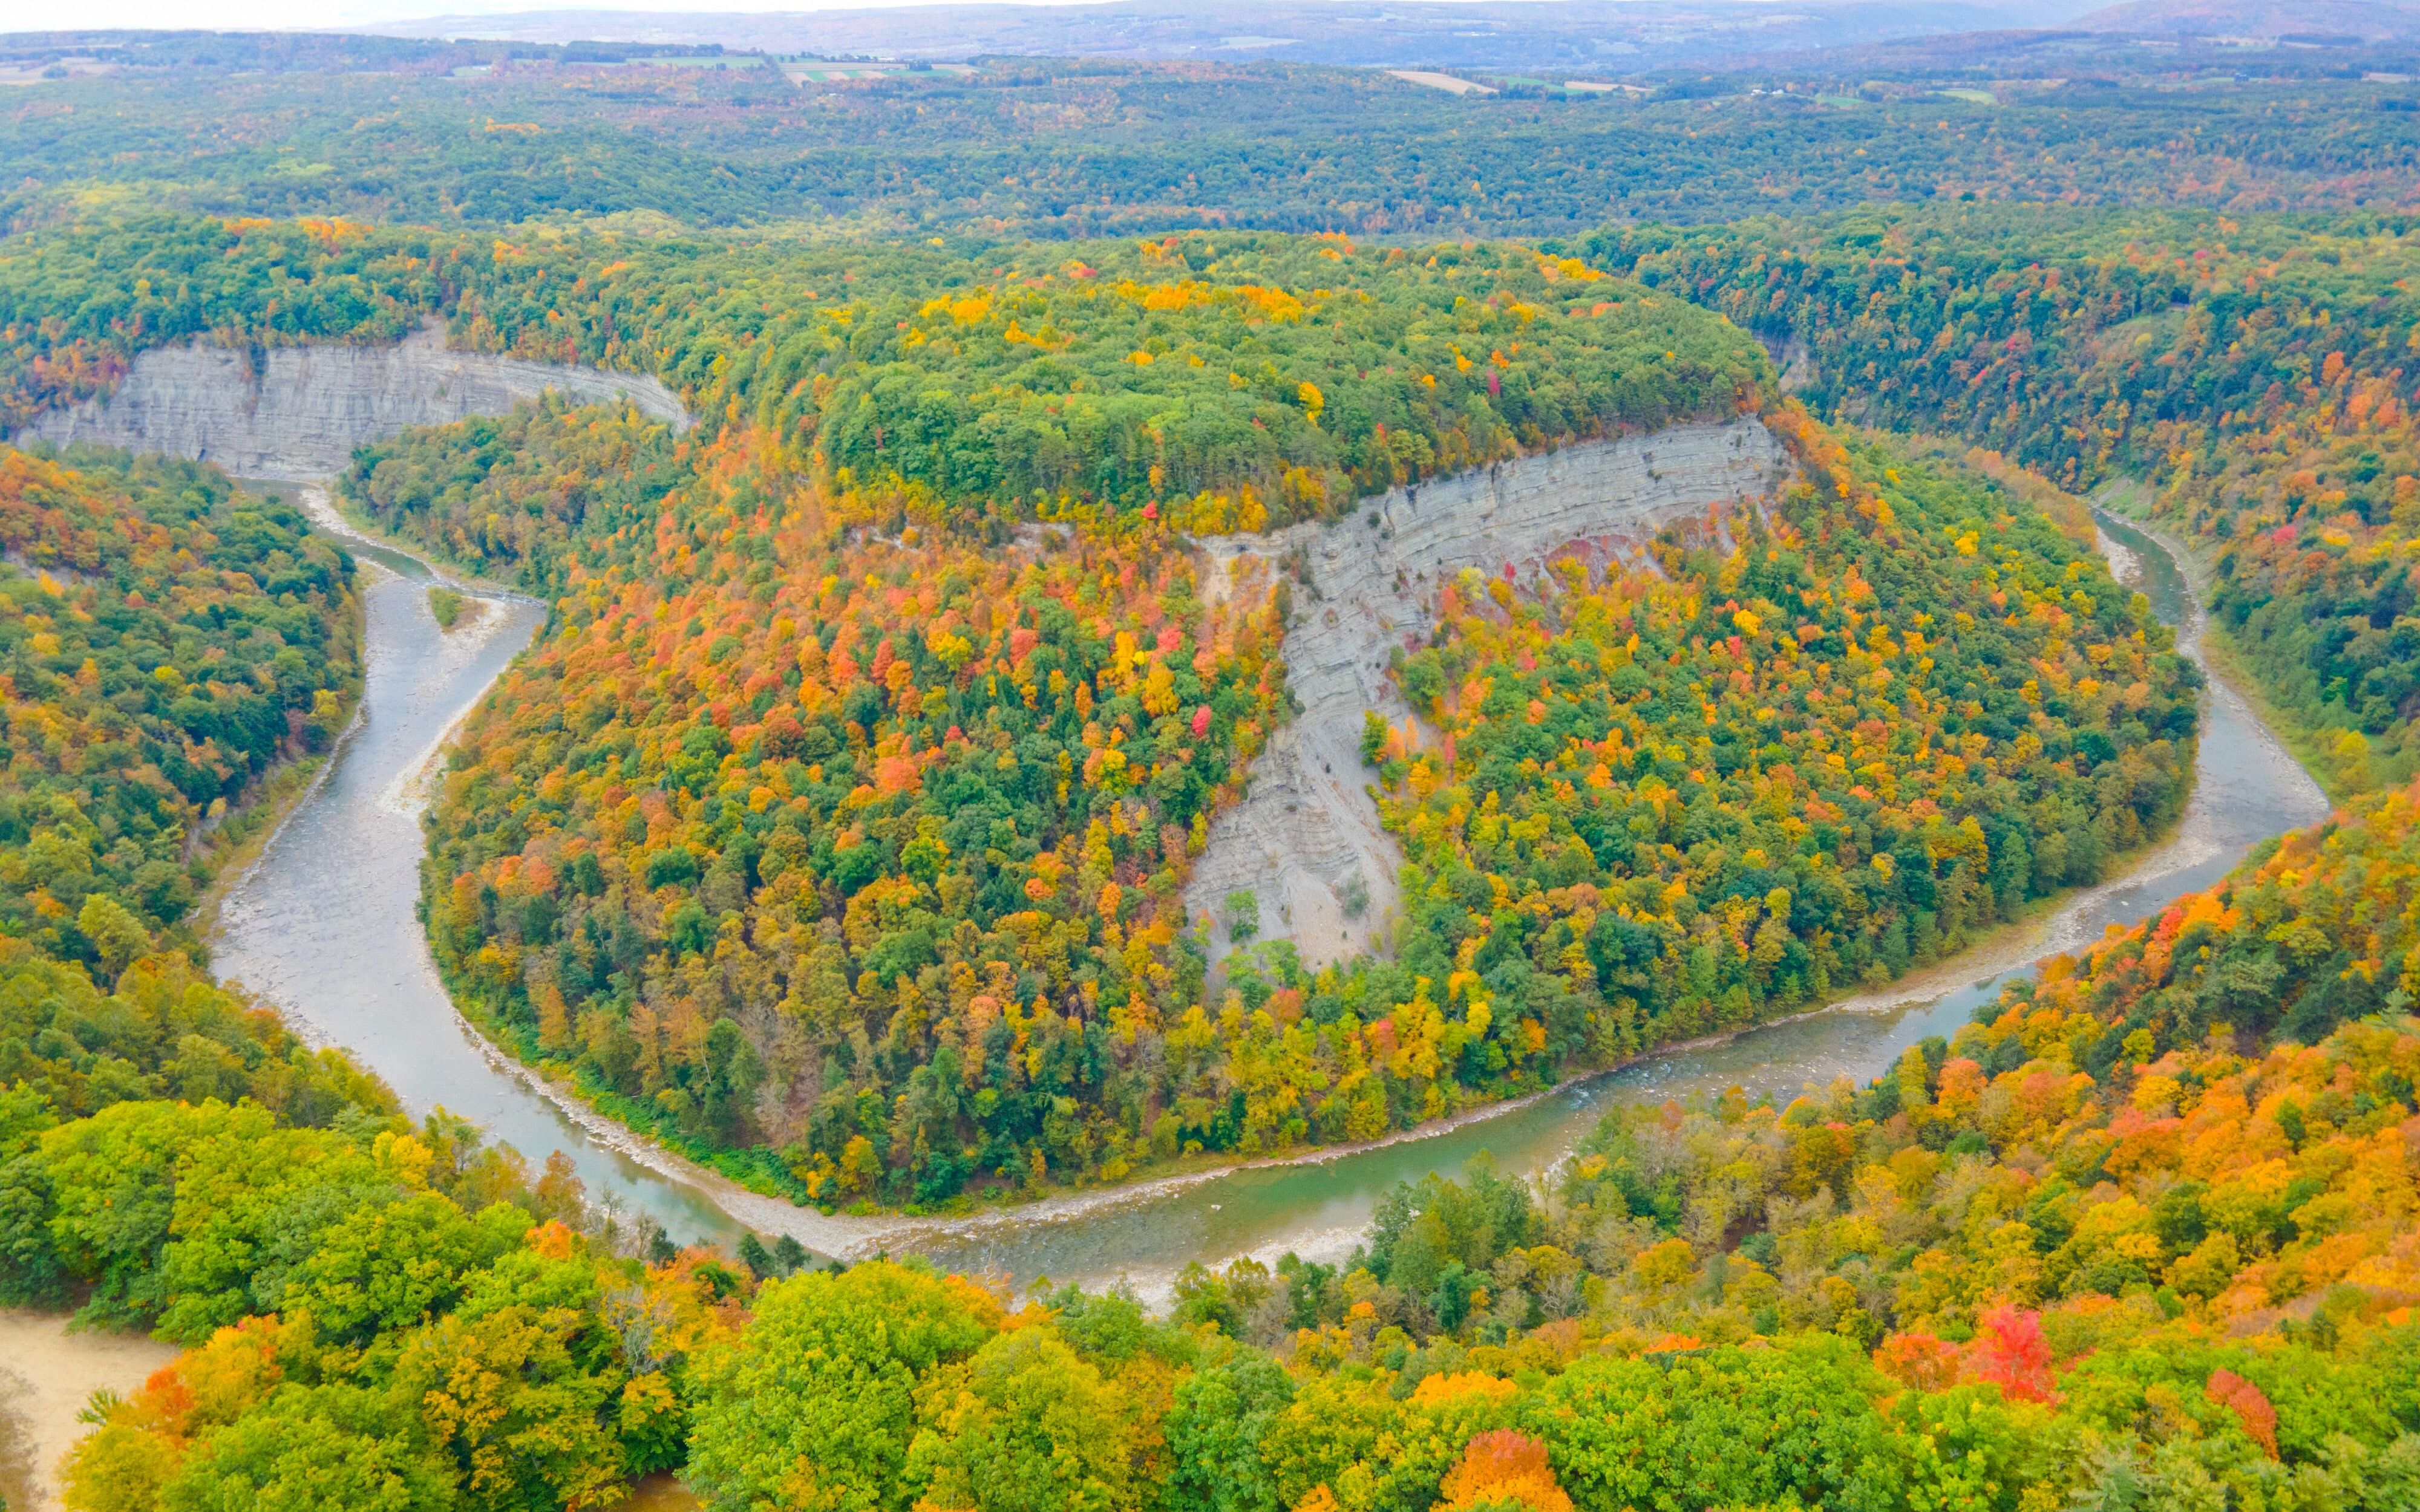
[15,321,689,479]
[1186,417,1793,969]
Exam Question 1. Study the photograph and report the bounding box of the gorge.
[25,335,2328,1301]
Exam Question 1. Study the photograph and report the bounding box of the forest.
[0,213,2205,1203]
[0,448,356,960]
[1361,421,2194,1038]
[7,59,2420,238]
[2,44,2420,1510]
[296,214,2186,1207]
[21,765,2420,1511]
[1581,206,2420,793]
[7,219,1761,528]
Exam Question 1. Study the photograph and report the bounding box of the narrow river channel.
[209,490,748,1249]
[209,494,2327,1303]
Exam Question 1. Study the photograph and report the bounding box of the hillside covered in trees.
[1361,419,2193,1040]
[0,212,2210,1205]
[1585,206,2420,796]
[275,216,2185,1208]
[0,448,356,962]
[33,771,2420,1511]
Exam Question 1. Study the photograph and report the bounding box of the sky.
[19,0,1119,36]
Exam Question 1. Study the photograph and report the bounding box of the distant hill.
[365,0,2108,72]
[2071,0,2420,41]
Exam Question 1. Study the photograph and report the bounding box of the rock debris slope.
[1186,417,1791,969]
[16,319,688,479]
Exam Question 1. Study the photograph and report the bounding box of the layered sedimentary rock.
[16,320,689,479]
[1186,417,1792,968]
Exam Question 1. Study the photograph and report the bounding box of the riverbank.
[192,440,2326,1291]
[885,488,2331,1297]
[321,486,539,603]
[2193,625,2360,804]
[335,466,2246,1261]
[614,481,2273,1265]
[2091,483,2360,805]
[175,481,374,945]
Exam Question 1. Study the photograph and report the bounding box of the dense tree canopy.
[350,212,2204,1211]
[1584,206,2420,793]
[11,51,2420,1512]
[0,447,356,961]
[8,58,2420,240]
[51,790,2420,1510]
[1357,420,2192,1059]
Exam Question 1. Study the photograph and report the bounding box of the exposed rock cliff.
[1186,417,1792,968]
[15,321,689,480]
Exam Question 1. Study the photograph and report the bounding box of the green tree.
[75,894,152,985]
[391,1303,629,1512]
[159,1384,455,1512]
[1528,1338,1900,1512]
[35,1098,250,1328]
[1165,1352,1296,1512]
[152,1121,382,1343]
[906,1327,1138,1512]
[281,1191,522,1347]
[686,1261,996,1512]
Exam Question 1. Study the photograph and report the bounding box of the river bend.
[210,494,2325,1300]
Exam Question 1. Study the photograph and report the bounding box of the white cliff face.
[15,320,690,480]
[1185,417,1793,969]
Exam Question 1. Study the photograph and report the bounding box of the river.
[209,488,749,1250]
[207,494,2327,1303]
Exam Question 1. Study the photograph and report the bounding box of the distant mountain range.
[13,0,2420,79]
[2071,0,2420,42]
[364,0,2118,71]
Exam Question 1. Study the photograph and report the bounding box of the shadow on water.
[889,507,2330,1305]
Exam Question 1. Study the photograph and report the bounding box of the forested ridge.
[10,61,2420,238]
[1364,421,2194,1039]
[1583,206,2420,795]
[248,208,2193,1212]
[26,769,2420,1512]
[5,220,1759,529]
[0,212,2203,1207]
[0,449,356,960]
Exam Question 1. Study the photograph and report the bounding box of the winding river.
[209,491,750,1249]
[208,492,2327,1303]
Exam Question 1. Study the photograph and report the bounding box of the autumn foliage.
[1364,420,2192,1059]
[1592,209,2420,796]
[422,424,1290,1200]
[0,446,356,960]
[1434,1429,1572,1512]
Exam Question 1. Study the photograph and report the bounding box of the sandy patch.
[624,1472,702,1510]
[0,1312,178,1511]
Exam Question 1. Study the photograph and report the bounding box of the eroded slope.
[17,320,688,479]
[1187,417,1791,965]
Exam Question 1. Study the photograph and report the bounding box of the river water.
[208,497,2327,1302]
[209,490,748,1248]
